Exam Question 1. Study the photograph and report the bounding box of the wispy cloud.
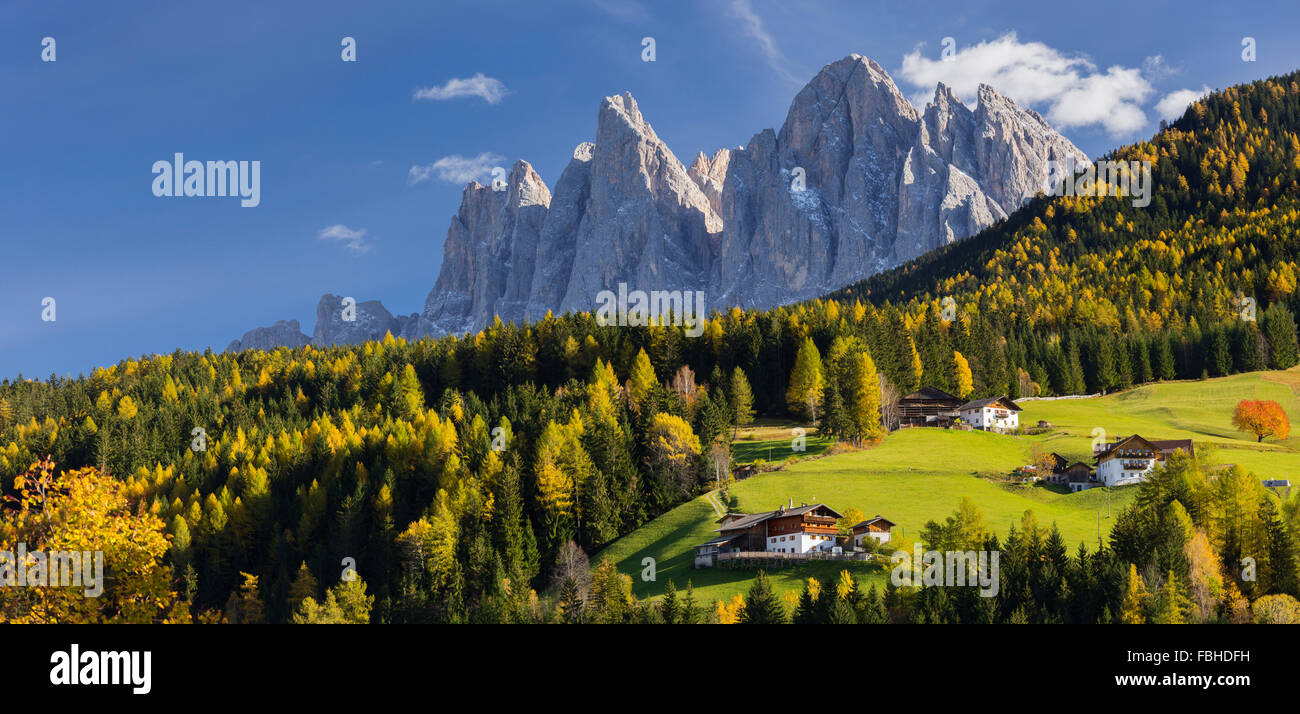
[408,152,505,186]
[317,224,372,254]
[729,0,800,84]
[414,73,510,104]
[899,32,1157,136]
[1155,85,1212,122]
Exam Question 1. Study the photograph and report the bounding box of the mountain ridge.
[228,54,1088,350]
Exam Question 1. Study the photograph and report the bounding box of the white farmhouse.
[1094,434,1195,487]
[956,396,1022,433]
[850,516,895,548]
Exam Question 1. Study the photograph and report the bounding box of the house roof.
[1095,434,1193,463]
[1149,439,1195,457]
[851,516,895,530]
[1048,452,1070,472]
[714,503,843,533]
[1065,463,1094,481]
[698,533,742,547]
[899,387,962,403]
[957,395,1022,412]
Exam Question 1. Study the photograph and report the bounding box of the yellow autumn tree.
[1119,563,1150,624]
[646,413,702,499]
[950,351,974,399]
[0,458,191,623]
[786,337,824,422]
[116,395,139,420]
[626,348,657,411]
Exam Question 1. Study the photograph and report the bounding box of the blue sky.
[3,0,1298,380]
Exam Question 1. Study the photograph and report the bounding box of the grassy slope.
[1018,369,1300,480]
[598,369,1300,606]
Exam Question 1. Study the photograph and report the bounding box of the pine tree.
[828,595,857,624]
[556,576,585,624]
[1152,570,1191,624]
[681,581,698,625]
[1155,335,1176,380]
[792,578,818,624]
[730,367,755,434]
[739,571,787,624]
[860,584,889,624]
[660,580,681,624]
[1209,328,1232,376]
[287,562,319,615]
[1262,303,1300,368]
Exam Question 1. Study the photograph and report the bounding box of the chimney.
[788,497,793,509]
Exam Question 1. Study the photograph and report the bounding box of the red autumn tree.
[1232,399,1291,442]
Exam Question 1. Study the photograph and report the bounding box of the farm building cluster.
[1036,434,1196,491]
[897,388,1021,433]
[693,500,894,568]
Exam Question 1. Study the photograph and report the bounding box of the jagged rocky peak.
[714,53,1088,311]
[687,148,731,214]
[589,92,719,231]
[314,293,420,346]
[232,53,1091,348]
[421,159,553,338]
[970,83,1091,216]
[524,142,594,322]
[226,320,311,352]
[554,90,720,315]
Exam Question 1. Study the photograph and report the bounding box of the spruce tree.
[660,580,680,624]
[739,571,787,624]
[729,366,755,434]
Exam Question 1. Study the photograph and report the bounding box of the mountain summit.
[229,54,1087,348]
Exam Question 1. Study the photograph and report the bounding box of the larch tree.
[950,351,974,400]
[1119,563,1150,624]
[850,351,885,443]
[786,338,824,422]
[627,348,657,412]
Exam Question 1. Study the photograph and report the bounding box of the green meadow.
[597,369,1300,606]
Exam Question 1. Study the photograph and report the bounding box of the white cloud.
[729,0,799,84]
[1155,85,1212,122]
[317,225,372,254]
[414,73,509,104]
[408,152,505,186]
[898,32,1156,135]
[1142,55,1179,81]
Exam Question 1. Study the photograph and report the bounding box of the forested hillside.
[3,71,1300,623]
[829,69,1300,397]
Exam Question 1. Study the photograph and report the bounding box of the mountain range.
[228,54,1088,351]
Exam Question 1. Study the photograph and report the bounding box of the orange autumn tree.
[0,457,197,623]
[1231,399,1291,442]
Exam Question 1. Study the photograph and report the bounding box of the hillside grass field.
[597,368,1300,606]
